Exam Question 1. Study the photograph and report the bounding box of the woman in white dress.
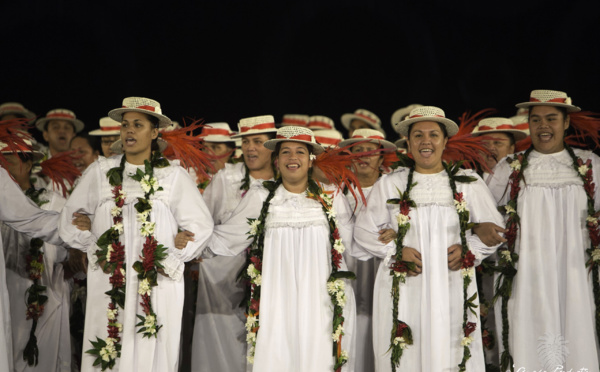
[59,97,214,372]
[487,90,600,371]
[353,106,504,371]
[208,126,357,372]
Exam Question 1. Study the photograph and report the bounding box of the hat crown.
[353,109,380,125]
[276,126,315,141]
[99,116,121,128]
[529,89,571,105]
[121,97,162,115]
[238,115,275,129]
[46,108,77,120]
[391,104,423,125]
[476,117,516,130]
[406,106,446,121]
[308,115,334,130]
[351,128,386,139]
[0,102,27,113]
[281,114,309,126]
[203,122,233,132]
[510,115,529,125]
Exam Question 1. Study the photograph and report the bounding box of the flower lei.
[494,144,600,372]
[22,187,49,366]
[385,160,479,371]
[86,152,169,370]
[241,179,355,371]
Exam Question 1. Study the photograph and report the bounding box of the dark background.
[2,1,599,141]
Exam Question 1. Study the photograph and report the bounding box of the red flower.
[395,321,408,337]
[461,250,476,269]
[140,294,152,315]
[331,249,342,268]
[482,329,493,349]
[26,303,44,321]
[109,262,125,287]
[250,298,260,313]
[454,192,464,203]
[112,185,124,207]
[250,256,262,272]
[390,260,410,273]
[110,242,125,263]
[399,200,411,216]
[464,321,477,337]
[141,237,158,272]
[332,228,340,241]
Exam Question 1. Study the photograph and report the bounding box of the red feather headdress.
[39,151,82,197]
[566,111,600,150]
[0,118,34,169]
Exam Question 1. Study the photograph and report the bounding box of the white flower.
[248,219,261,236]
[140,221,155,237]
[137,210,150,223]
[461,335,474,346]
[105,337,116,347]
[396,213,410,226]
[116,322,123,332]
[393,337,408,349]
[106,245,113,262]
[504,205,516,215]
[509,160,521,171]
[107,308,118,320]
[246,331,256,343]
[140,175,158,194]
[113,222,124,235]
[394,271,407,280]
[321,193,333,206]
[118,189,126,198]
[245,315,257,331]
[336,291,347,308]
[326,208,337,219]
[333,239,345,254]
[454,199,468,213]
[253,274,262,286]
[587,215,598,226]
[340,350,349,361]
[111,206,122,217]
[461,267,475,278]
[138,278,152,296]
[332,325,344,341]
[500,250,512,263]
[327,279,345,296]
[247,264,258,279]
[100,347,110,362]
[120,268,126,283]
[592,249,600,262]
[247,354,255,364]
[144,314,156,329]
[579,164,590,176]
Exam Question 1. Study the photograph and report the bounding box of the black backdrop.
[2,1,600,141]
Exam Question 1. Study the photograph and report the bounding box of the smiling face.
[241,134,273,172]
[120,112,159,164]
[529,106,569,154]
[276,141,312,188]
[350,142,383,179]
[407,121,448,174]
[43,120,76,155]
[70,136,99,172]
[203,141,234,172]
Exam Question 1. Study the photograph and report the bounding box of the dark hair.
[408,121,448,138]
[528,106,568,121]
[144,114,160,128]
[17,152,34,162]
[70,133,101,154]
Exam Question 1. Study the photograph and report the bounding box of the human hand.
[472,222,507,247]
[401,246,422,276]
[72,212,92,231]
[447,244,462,271]
[175,230,195,250]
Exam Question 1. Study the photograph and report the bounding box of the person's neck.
[125,150,152,165]
[282,178,308,194]
[415,163,444,174]
[249,166,274,181]
[357,172,379,188]
[49,147,62,157]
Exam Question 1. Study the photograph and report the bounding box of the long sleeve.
[0,167,62,246]
[58,161,101,252]
[208,185,266,257]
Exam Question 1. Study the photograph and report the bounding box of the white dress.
[58,155,214,372]
[3,189,71,372]
[0,167,63,372]
[192,162,267,372]
[354,168,504,371]
[344,185,379,372]
[209,183,357,372]
[486,149,600,371]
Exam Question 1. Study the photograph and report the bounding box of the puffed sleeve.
[485,157,511,206]
[353,172,401,261]
[0,167,62,245]
[461,171,505,265]
[58,161,101,251]
[207,184,267,257]
[161,167,215,279]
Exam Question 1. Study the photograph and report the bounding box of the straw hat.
[108,97,172,128]
[394,137,407,149]
[89,117,121,136]
[264,126,324,155]
[0,102,36,122]
[231,115,278,138]
[340,109,383,133]
[516,89,580,113]
[307,115,335,131]
[280,114,309,127]
[198,122,236,143]
[391,104,423,126]
[0,138,44,162]
[338,128,396,150]
[36,108,84,132]
[314,129,344,149]
[471,117,528,142]
[393,106,459,137]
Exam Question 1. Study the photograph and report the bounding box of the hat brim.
[230,128,278,139]
[36,117,85,133]
[393,117,459,137]
[340,113,384,133]
[472,129,528,142]
[515,101,581,113]
[1,150,44,162]
[263,138,324,155]
[110,138,168,154]
[0,110,36,122]
[338,137,397,150]
[200,135,237,143]
[394,138,407,149]
[89,128,121,136]
[108,108,172,128]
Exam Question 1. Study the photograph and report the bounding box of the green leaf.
[454,175,477,184]
[132,261,144,274]
[329,271,356,280]
[106,167,123,186]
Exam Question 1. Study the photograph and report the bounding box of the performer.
[58,97,214,372]
[89,117,122,158]
[207,126,358,372]
[190,115,277,372]
[354,106,504,371]
[341,109,384,137]
[487,90,600,371]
